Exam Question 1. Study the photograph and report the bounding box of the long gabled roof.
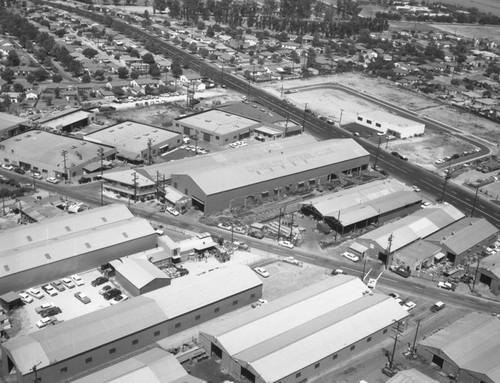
[3,265,262,375]
[201,276,408,383]
[419,313,500,382]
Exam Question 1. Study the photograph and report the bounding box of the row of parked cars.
[90,275,128,304]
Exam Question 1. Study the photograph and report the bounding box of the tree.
[13,82,24,92]
[130,70,140,79]
[82,47,99,59]
[170,58,183,78]
[54,87,61,98]
[6,50,20,66]
[34,68,48,82]
[117,66,129,79]
[81,73,91,83]
[149,64,161,78]
[1,68,14,83]
[130,49,140,58]
[94,69,105,81]
[52,73,63,83]
[141,52,155,65]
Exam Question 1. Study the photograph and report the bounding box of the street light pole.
[339,108,344,128]
[471,185,480,217]
[389,320,401,371]
[302,103,308,133]
[374,135,382,170]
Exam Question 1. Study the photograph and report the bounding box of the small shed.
[110,257,170,296]
[0,291,22,311]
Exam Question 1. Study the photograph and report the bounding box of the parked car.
[91,276,109,287]
[278,240,294,249]
[13,167,26,175]
[390,266,411,278]
[19,291,34,304]
[109,295,128,305]
[40,306,62,318]
[251,298,268,308]
[36,317,54,329]
[283,256,300,265]
[430,301,446,312]
[388,292,400,300]
[166,206,180,216]
[41,284,58,297]
[331,269,347,276]
[254,267,270,278]
[1,163,13,171]
[35,302,55,314]
[61,278,75,289]
[437,281,455,291]
[32,172,43,180]
[404,301,416,311]
[78,177,92,184]
[74,292,91,304]
[217,222,232,231]
[367,278,377,289]
[51,280,65,292]
[71,274,84,286]
[27,287,44,299]
[46,177,61,184]
[103,288,122,301]
[342,251,359,262]
[99,284,114,295]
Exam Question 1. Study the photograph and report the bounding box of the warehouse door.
[480,273,492,286]
[241,367,255,383]
[432,354,444,369]
[211,343,222,359]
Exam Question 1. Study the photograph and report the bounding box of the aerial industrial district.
[1,0,500,383]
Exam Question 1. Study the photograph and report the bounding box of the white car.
[254,267,270,278]
[36,317,53,329]
[32,172,43,180]
[342,251,360,262]
[61,278,75,289]
[251,298,268,308]
[404,301,416,311]
[46,177,61,184]
[278,240,294,249]
[27,288,44,299]
[217,222,232,231]
[1,163,13,171]
[71,274,84,286]
[283,256,300,265]
[19,291,34,304]
[367,278,377,289]
[109,295,128,305]
[437,281,454,291]
[421,201,431,207]
[412,186,421,192]
[42,284,58,297]
[166,206,180,216]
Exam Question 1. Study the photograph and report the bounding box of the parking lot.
[10,269,129,337]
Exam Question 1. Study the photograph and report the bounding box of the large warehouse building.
[84,121,182,164]
[0,265,263,383]
[417,312,500,383]
[199,275,409,383]
[300,179,422,233]
[170,137,370,214]
[0,130,116,181]
[0,204,157,294]
[0,112,30,140]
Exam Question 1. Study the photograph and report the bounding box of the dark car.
[78,177,92,184]
[103,289,121,301]
[51,280,65,292]
[91,276,109,287]
[391,266,411,278]
[14,167,26,175]
[40,306,62,318]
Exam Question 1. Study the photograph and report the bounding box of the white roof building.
[200,276,409,383]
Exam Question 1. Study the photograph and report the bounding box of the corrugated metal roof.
[386,369,439,383]
[72,348,205,383]
[4,265,261,375]
[419,313,500,381]
[41,110,91,129]
[480,252,500,278]
[186,139,369,195]
[0,217,155,278]
[201,276,408,383]
[359,204,464,252]
[111,257,169,289]
[0,204,133,253]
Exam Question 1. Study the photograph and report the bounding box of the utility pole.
[411,319,421,355]
[132,171,138,203]
[277,207,283,241]
[374,135,382,170]
[472,250,482,293]
[302,103,308,133]
[471,185,480,217]
[389,320,401,371]
[61,150,68,184]
[339,108,344,128]
[221,66,224,87]
[386,232,394,268]
[147,138,153,165]
[289,211,294,242]
[361,255,368,280]
[439,164,452,203]
[98,147,104,206]
[1,186,5,216]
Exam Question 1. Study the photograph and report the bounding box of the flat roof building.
[85,121,182,164]
[0,204,157,294]
[477,252,500,295]
[301,179,422,233]
[358,204,465,266]
[0,265,263,383]
[386,369,439,383]
[418,312,500,383]
[356,110,425,139]
[102,168,156,201]
[0,112,30,141]
[38,107,95,133]
[0,130,116,181]
[200,275,409,383]
[72,348,206,383]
